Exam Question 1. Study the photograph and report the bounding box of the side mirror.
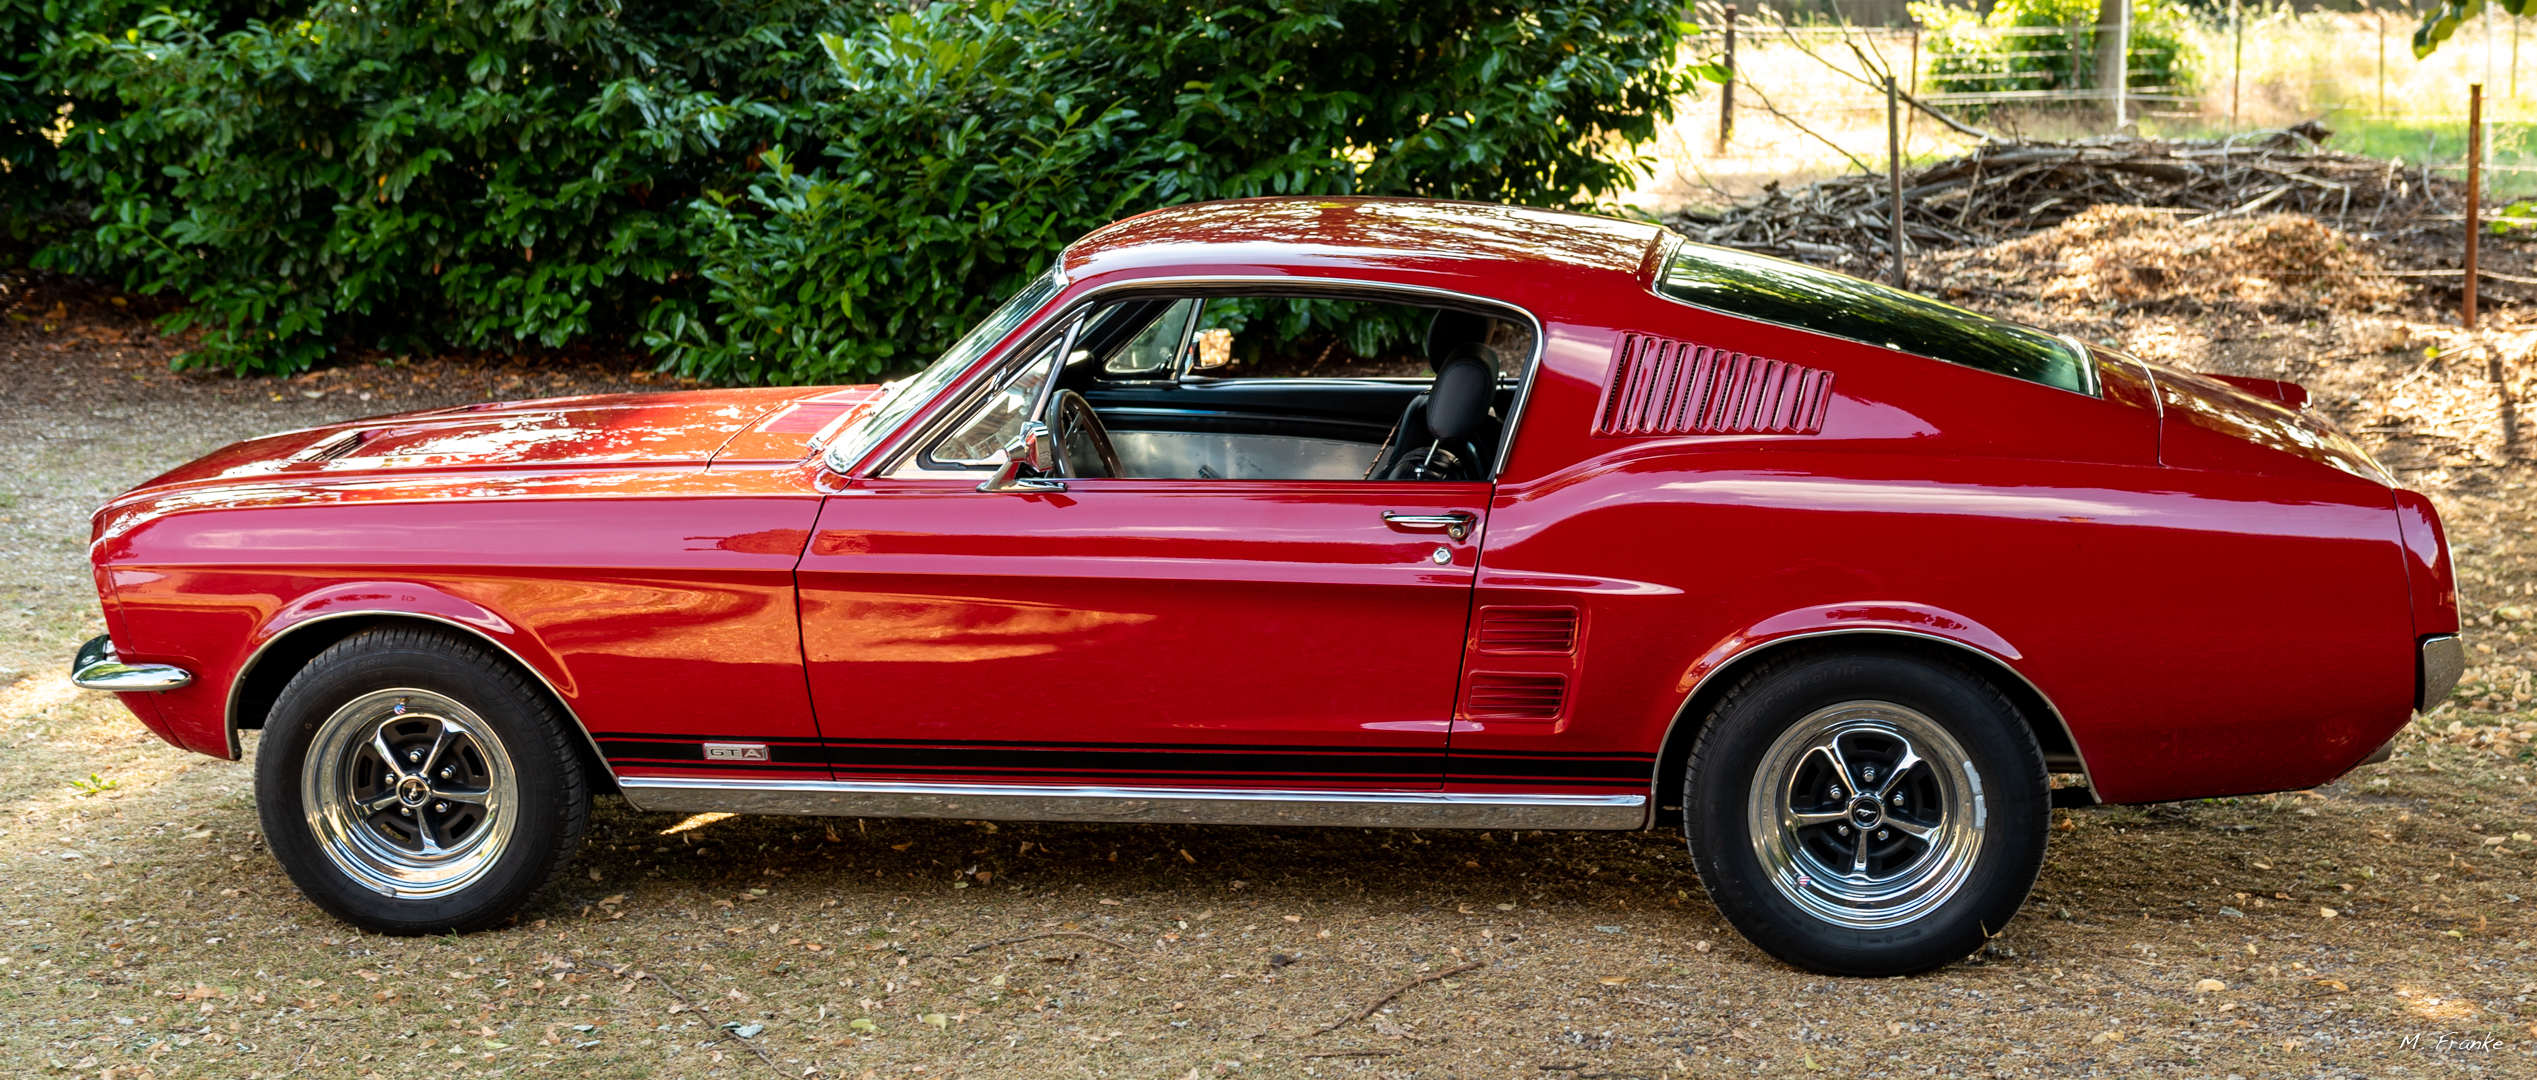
[1188,328,1234,371]
[978,420,1065,493]
[1015,420,1057,472]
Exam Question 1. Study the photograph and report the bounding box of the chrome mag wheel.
[1746,701,1984,930]
[301,688,519,899]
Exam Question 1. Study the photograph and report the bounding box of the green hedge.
[12,0,1707,382]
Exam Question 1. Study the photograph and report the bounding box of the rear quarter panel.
[1473,287,2414,805]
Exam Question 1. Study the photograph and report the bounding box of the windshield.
[822,266,1065,474]
[1656,243,2094,395]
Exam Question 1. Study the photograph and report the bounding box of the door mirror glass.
[1011,419,1056,473]
[1188,327,1235,372]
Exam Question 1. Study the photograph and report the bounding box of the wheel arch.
[226,610,619,796]
[1647,628,2091,831]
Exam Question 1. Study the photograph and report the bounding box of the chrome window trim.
[852,276,1548,483]
[1162,295,1208,380]
[221,609,622,790]
[618,777,1646,830]
[1650,627,2097,811]
[1647,234,2103,399]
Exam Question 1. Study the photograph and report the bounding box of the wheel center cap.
[1848,796,1884,830]
[397,776,432,806]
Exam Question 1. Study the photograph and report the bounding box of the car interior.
[905,292,1536,483]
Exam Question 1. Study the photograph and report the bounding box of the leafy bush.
[2416,0,2535,60]
[22,0,1706,382]
[1913,0,2196,108]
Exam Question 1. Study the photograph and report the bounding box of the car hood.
[121,387,884,497]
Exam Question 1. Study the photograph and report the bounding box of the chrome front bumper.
[70,634,193,692]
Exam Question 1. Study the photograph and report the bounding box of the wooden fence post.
[2468,83,2484,331]
[2231,0,2243,128]
[1888,75,1906,290]
[1718,5,1737,154]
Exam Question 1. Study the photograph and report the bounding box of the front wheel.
[1682,647,2048,976]
[256,626,589,934]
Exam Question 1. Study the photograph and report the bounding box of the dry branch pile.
[1664,123,2458,271]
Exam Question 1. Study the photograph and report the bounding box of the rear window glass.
[1655,242,2094,395]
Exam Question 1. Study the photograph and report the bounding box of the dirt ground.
[8,216,2537,1080]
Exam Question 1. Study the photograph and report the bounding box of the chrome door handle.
[1382,511,1475,540]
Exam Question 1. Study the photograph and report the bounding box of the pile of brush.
[1664,122,2458,270]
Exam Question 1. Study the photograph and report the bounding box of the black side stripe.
[593,733,1655,784]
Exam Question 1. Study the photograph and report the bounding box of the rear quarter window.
[1655,242,2095,395]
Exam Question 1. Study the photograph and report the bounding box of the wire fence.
[1632,8,2537,209]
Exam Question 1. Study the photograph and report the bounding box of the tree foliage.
[2415,0,2534,60]
[13,0,1707,381]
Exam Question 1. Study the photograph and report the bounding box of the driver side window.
[899,291,1535,483]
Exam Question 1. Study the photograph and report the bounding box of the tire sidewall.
[1685,649,2047,976]
[256,632,579,934]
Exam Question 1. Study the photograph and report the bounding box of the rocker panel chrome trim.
[618,778,1647,830]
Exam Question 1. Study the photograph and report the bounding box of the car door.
[794,298,1494,792]
[794,479,1481,790]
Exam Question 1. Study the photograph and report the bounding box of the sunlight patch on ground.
[0,671,82,719]
[661,812,736,835]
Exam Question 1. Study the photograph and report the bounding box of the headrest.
[1424,345,1496,443]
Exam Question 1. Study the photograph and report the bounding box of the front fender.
[109,572,579,760]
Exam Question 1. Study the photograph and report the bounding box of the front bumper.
[70,634,193,692]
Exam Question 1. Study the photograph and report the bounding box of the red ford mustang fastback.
[74,198,2459,975]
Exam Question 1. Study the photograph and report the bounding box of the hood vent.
[1465,672,1567,720]
[1476,606,1580,655]
[1598,334,1833,436]
[302,430,370,462]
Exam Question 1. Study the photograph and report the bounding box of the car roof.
[1061,197,1672,291]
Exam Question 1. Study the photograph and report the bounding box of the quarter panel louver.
[1475,606,1580,655]
[1465,673,1567,720]
[1596,334,1834,436]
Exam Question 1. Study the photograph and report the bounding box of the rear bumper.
[2418,634,2465,714]
[70,634,194,692]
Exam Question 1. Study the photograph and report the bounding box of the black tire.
[255,625,589,934]
[1681,646,2047,976]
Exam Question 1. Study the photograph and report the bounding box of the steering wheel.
[1046,389,1122,479]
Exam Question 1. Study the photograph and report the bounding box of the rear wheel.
[256,626,588,934]
[1682,647,2047,976]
